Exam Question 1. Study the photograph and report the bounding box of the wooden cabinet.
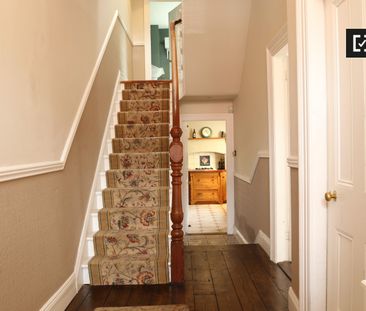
[189,170,227,205]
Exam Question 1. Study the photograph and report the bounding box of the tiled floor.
[184,234,244,246]
[187,204,227,234]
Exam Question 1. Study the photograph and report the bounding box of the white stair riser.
[91,213,99,232]
[100,172,106,189]
[95,192,103,210]
[107,140,113,154]
[87,238,95,257]
[81,265,90,284]
[103,155,110,171]
[109,125,115,138]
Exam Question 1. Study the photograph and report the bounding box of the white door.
[326,0,366,310]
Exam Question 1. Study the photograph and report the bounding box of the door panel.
[326,0,366,310]
[337,231,353,311]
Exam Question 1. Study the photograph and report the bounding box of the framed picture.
[199,155,211,167]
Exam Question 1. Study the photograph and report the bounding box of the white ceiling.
[150,1,181,28]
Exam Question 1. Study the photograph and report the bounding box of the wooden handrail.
[169,19,184,284]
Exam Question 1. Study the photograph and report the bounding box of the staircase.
[88,81,172,285]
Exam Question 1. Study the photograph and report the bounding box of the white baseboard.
[39,273,77,311]
[288,286,299,311]
[233,226,249,244]
[74,71,121,288]
[255,230,271,256]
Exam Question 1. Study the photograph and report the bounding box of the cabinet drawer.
[192,173,220,188]
[191,189,220,203]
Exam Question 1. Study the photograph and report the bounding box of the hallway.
[67,243,290,311]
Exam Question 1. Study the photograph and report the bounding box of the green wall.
[150,25,170,80]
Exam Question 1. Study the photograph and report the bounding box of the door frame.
[181,113,235,235]
[296,0,328,310]
[267,27,292,264]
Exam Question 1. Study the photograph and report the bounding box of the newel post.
[169,20,184,284]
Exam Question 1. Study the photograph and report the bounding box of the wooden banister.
[169,19,184,284]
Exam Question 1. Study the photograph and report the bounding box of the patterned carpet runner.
[95,306,189,311]
[89,81,171,285]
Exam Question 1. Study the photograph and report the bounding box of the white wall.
[150,1,181,28]
[181,101,233,114]
[0,0,132,168]
[181,0,251,99]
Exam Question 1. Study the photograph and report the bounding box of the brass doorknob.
[325,191,337,202]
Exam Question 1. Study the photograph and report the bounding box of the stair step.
[88,254,169,285]
[123,81,171,90]
[120,99,169,112]
[102,187,169,209]
[122,88,170,100]
[98,207,169,231]
[112,137,169,153]
[106,168,169,188]
[109,152,169,170]
[118,111,169,125]
[93,229,169,257]
[86,80,172,286]
[114,123,169,139]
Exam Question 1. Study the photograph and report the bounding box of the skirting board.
[288,286,299,311]
[233,226,249,244]
[255,230,271,256]
[39,273,76,311]
[74,71,121,288]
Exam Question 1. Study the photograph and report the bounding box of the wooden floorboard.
[67,244,290,311]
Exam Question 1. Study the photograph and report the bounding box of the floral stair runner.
[89,81,171,285]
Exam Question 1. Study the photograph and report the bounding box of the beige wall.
[0,0,132,167]
[131,0,146,79]
[182,0,251,99]
[0,18,132,311]
[287,0,299,158]
[132,0,145,43]
[233,0,287,177]
[181,100,233,115]
[132,45,146,79]
[234,159,270,241]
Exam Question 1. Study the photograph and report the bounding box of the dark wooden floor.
[67,244,290,311]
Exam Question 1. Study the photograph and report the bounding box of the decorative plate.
[200,127,212,138]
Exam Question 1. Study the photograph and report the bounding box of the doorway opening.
[268,42,292,268]
[185,120,227,234]
[149,1,181,80]
[181,113,235,238]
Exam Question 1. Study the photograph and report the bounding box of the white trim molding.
[255,230,271,257]
[267,30,292,265]
[288,287,300,311]
[0,161,64,182]
[234,150,269,184]
[39,273,77,311]
[234,226,249,244]
[287,156,299,168]
[296,0,328,310]
[74,71,122,288]
[0,10,130,183]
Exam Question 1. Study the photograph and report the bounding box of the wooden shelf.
[188,137,225,141]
